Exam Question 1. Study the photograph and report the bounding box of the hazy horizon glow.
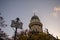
[0,0,60,38]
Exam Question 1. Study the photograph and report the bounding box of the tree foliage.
[16,31,58,40]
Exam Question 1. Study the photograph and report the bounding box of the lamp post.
[11,18,23,40]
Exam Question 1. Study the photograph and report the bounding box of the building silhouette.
[13,14,60,40]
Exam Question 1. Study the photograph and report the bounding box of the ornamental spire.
[34,12,35,16]
[33,10,37,16]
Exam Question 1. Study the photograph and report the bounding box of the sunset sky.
[0,0,60,38]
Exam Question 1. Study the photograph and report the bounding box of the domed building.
[29,14,43,33]
[15,14,59,40]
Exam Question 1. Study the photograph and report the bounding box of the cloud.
[52,12,58,17]
[54,7,60,12]
[50,7,60,18]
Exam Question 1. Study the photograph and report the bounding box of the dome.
[31,15,39,20]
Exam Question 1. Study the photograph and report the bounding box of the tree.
[0,13,8,40]
[16,30,58,40]
[0,13,7,27]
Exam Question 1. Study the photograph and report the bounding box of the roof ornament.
[34,12,36,16]
[33,9,37,16]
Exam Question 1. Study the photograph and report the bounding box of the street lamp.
[11,18,23,40]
